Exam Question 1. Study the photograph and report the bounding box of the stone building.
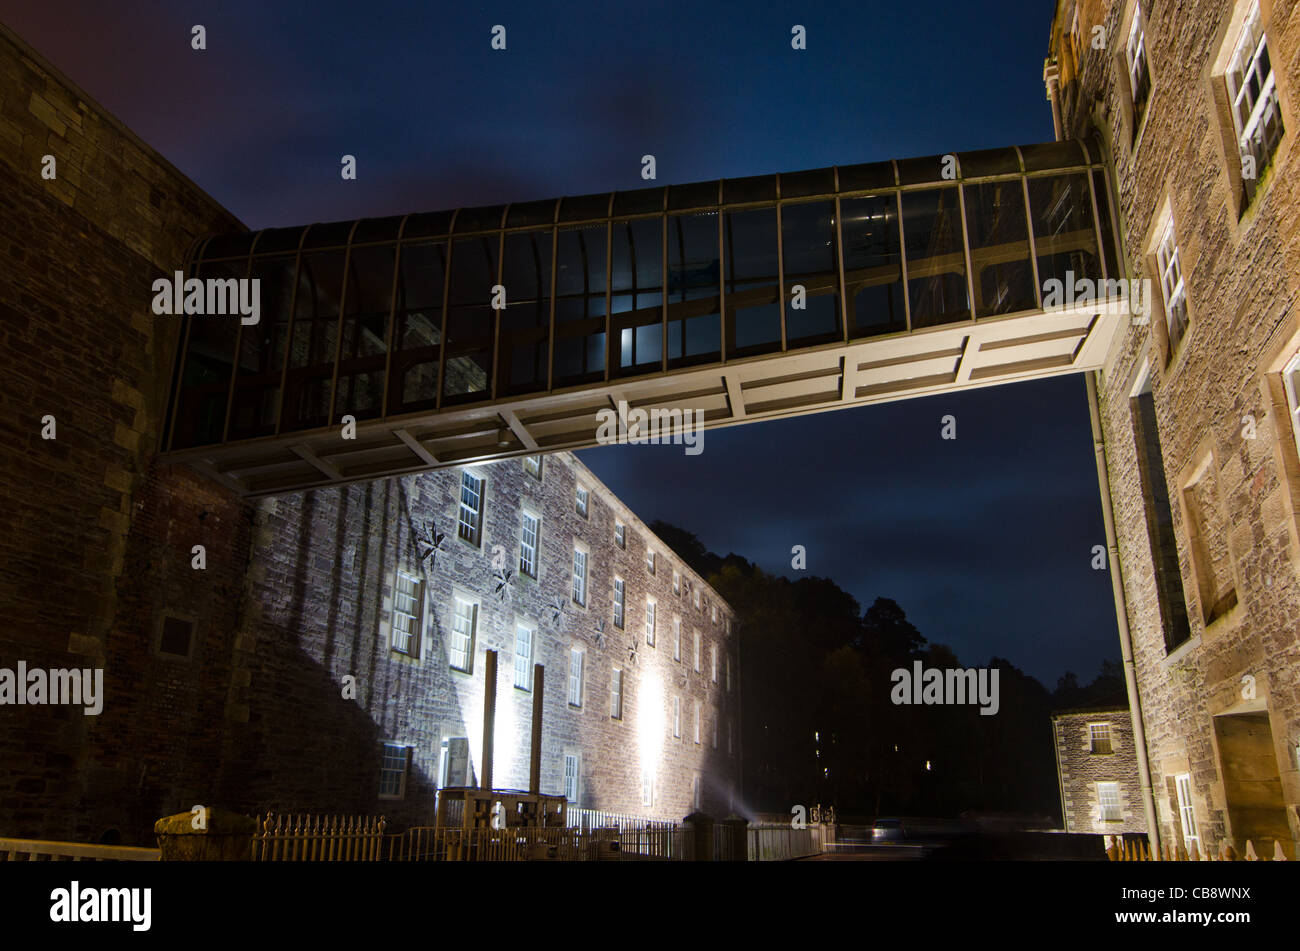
[1046,0,1300,858]
[231,451,738,829]
[0,22,734,844]
[1051,706,1146,835]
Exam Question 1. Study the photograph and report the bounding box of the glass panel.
[667,212,721,367]
[388,241,447,415]
[228,254,295,439]
[781,201,841,345]
[963,181,1037,317]
[1092,169,1119,281]
[336,244,395,420]
[499,229,552,395]
[901,188,970,327]
[553,224,607,387]
[611,218,664,376]
[1026,173,1101,300]
[841,195,905,338]
[283,250,344,431]
[723,207,780,357]
[171,258,243,447]
[443,236,497,403]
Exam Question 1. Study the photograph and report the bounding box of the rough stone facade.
[0,21,244,842]
[1050,0,1300,857]
[1051,707,1146,833]
[0,22,734,843]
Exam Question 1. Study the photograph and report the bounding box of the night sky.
[2,1,1121,685]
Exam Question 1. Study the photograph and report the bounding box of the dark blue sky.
[2,0,1120,685]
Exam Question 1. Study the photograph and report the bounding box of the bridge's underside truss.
[161,137,1130,496]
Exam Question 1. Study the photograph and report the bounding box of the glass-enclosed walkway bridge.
[163,137,1130,496]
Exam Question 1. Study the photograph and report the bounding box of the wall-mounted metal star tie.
[415,519,447,569]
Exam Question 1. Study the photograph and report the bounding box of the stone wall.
[1052,0,1300,856]
[0,21,246,841]
[1052,707,1146,833]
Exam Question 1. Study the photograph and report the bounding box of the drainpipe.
[1050,716,1069,831]
[1086,370,1161,853]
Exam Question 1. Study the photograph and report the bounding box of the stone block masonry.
[1050,0,1300,859]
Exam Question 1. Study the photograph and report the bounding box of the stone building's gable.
[1052,707,1145,834]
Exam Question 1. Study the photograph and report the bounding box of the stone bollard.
[720,814,749,861]
[682,811,715,861]
[154,808,256,861]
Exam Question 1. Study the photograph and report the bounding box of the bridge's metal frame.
[161,137,1132,496]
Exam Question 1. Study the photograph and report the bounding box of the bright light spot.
[925,760,932,771]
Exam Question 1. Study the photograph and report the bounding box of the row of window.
[391,566,736,704]
[1093,773,1197,846]
[460,460,729,630]
[1114,1,1282,206]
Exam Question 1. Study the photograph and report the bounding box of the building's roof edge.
[559,450,735,620]
[0,21,247,233]
[1050,703,1130,719]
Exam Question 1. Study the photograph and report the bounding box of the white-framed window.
[520,512,539,578]
[1089,722,1114,754]
[379,742,411,799]
[391,570,424,656]
[1125,2,1152,121]
[711,603,718,623]
[711,716,718,750]
[523,454,542,479]
[575,485,589,518]
[645,598,656,646]
[610,668,623,719]
[693,587,701,610]
[564,753,580,804]
[1156,215,1188,354]
[613,577,625,629]
[692,774,702,811]
[1281,351,1300,463]
[1098,781,1122,821]
[450,597,476,672]
[641,768,654,807]
[1175,773,1199,852]
[710,643,718,683]
[514,623,534,690]
[615,521,625,548]
[725,617,730,636]
[672,571,680,596]
[693,631,701,672]
[673,617,681,662]
[1227,1,1283,189]
[572,548,587,606]
[646,549,655,574]
[694,701,701,744]
[568,647,584,707]
[672,696,681,738]
[458,470,485,546]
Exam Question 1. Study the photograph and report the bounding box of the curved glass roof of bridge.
[165,137,1127,495]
